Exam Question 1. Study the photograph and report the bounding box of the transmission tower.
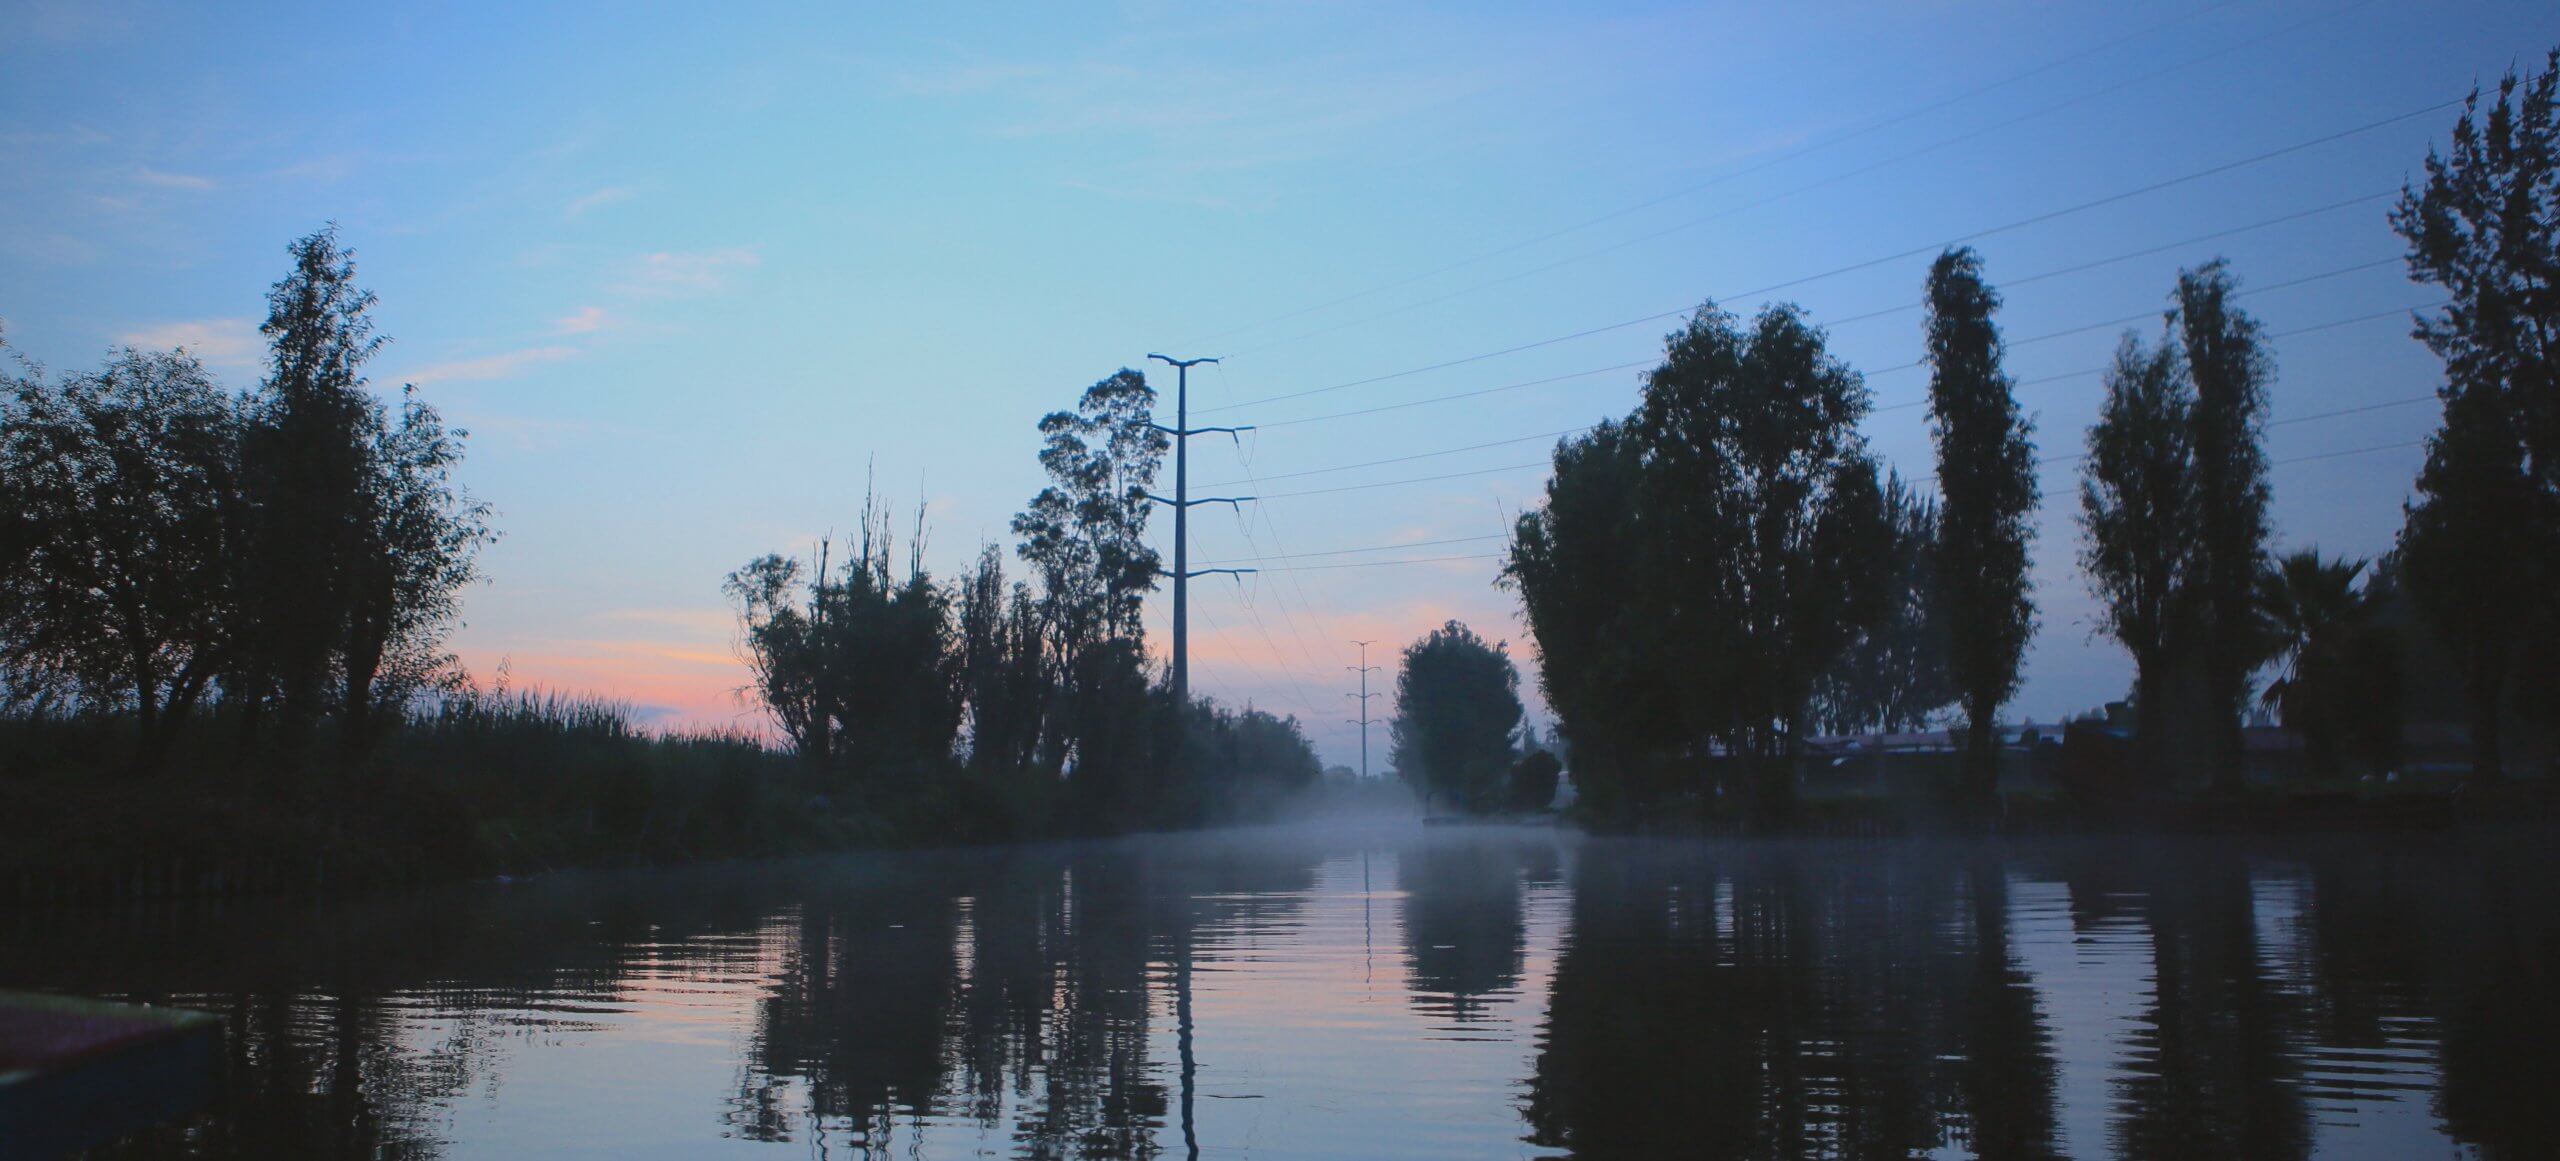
[1144,353,1254,712]
[1346,639,1381,780]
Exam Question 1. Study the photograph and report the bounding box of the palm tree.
[2256,550,2386,777]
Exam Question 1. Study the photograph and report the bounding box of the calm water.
[8,824,2554,1159]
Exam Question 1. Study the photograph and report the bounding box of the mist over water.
[8,824,2551,1159]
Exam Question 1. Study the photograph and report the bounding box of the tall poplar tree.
[2080,335,2197,786]
[1922,247,2037,812]
[237,226,385,765]
[2172,260,2275,793]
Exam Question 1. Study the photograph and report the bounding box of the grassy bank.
[0,692,1091,903]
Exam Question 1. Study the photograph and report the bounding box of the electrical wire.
[1180,1,2236,349]
[1198,95,2457,417]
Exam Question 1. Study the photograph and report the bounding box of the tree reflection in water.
[0,828,2551,1159]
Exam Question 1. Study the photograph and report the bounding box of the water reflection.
[1,827,2550,1159]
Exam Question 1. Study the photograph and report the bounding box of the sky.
[4,0,2556,769]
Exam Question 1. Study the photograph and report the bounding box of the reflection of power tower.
[1346,640,1381,780]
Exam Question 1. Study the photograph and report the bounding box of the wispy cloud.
[553,305,614,335]
[618,247,760,296]
[593,607,738,636]
[565,185,635,218]
[402,345,581,385]
[134,167,212,190]
[119,317,260,369]
[273,156,355,184]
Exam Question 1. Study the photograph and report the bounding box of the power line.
[1223,2,2353,359]
[1256,552,1508,572]
[1223,439,2429,572]
[1181,1,2235,350]
[1871,301,2440,413]
[1211,364,1366,682]
[1223,395,2434,562]
[1206,299,2435,503]
[1861,255,2402,379]
[1197,533,1508,568]
[1255,461,1551,502]
[1199,95,2458,417]
[1246,193,2396,431]
[1198,427,1591,489]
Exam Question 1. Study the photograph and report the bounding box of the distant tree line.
[1504,53,2560,825]
[726,370,1322,833]
[0,227,492,779]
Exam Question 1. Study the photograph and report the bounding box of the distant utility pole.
[1346,639,1381,780]
[1144,353,1254,713]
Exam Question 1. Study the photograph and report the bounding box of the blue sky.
[5,1,2554,767]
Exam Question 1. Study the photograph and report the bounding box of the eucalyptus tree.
[0,348,243,768]
[1012,369,1167,663]
[1922,247,2037,809]
[2080,334,2199,785]
[2172,260,2276,792]
[1011,368,1170,805]
[2391,50,2560,782]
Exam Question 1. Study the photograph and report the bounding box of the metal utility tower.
[1346,639,1381,780]
[1144,353,1254,713]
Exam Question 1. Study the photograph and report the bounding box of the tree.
[2399,381,2545,784]
[2256,550,2397,778]
[955,545,1049,775]
[2390,50,2560,784]
[2080,333,2198,788]
[1509,748,1562,812]
[1182,702,1322,822]
[1012,369,1166,667]
[0,348,243,768]
[1632,304,1890,822]
[2173,260,2277,792]
[726,552,827,759]
[1505,421,1677,813]
[1810,473,1953,737]
[1390,621,1523,813]
[1508,304,1890,824]
[1011,369,1168,791]
[726,493,962,783]
[337,385,493,752]
[1922,247,2037,810]
[235,226,389,764]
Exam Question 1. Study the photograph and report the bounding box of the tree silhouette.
[1811,472,1953,737]
[2256,550,2397,778]
[2390,50,2560,783]
[1508,304,1890,824]
[2081,332,2199,788]
[2173,260,2277,793]
[1390,620,1523,813]
[0,348,242,769]
[236,226,388,770]
[1923,247,2038,812]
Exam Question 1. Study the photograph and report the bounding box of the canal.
[8,824,2552,1158]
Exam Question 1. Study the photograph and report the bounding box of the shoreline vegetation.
[10,58,2560,903]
